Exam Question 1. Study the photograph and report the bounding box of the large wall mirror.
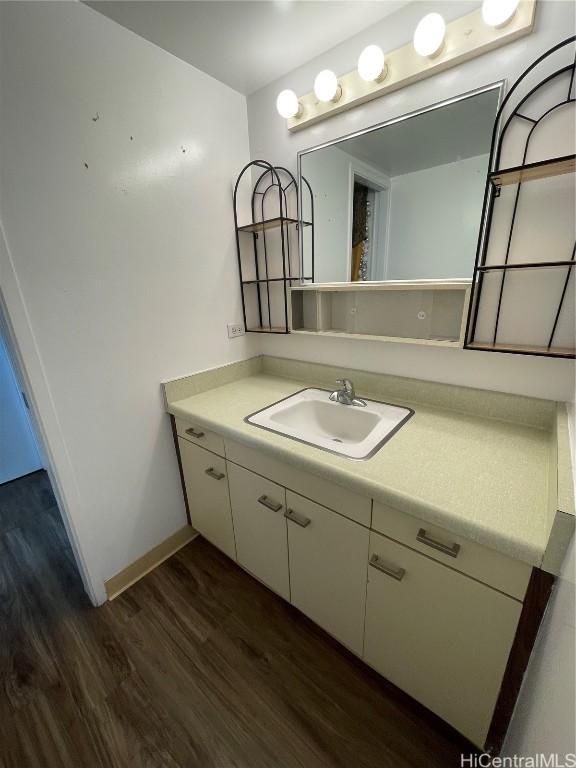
[299,84,503,284]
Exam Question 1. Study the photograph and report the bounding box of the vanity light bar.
[284,0,535,132]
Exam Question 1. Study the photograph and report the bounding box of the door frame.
[0,219,104,605]
[346,157,391,281]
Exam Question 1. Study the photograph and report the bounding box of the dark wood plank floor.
[0,471,473,767]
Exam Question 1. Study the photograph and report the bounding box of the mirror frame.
[297,80,506,286]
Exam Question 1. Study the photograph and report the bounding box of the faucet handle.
[336,378,353,394]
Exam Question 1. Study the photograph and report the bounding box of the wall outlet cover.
[227,322,245,338]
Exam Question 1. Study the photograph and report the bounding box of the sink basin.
[245,388,413,460]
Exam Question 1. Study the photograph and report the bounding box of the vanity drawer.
[175,417,225,457]
[372,502,531,600]
[225,439,371,527]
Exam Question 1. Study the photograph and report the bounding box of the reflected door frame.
[346,157,391,282]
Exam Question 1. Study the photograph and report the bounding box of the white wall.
[0,327,42,484]
[301,145,352,282]
[0,1,256,601]
[388,154,489,280]
[247,0,575,401]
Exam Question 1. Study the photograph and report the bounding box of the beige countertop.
[165,358,572,570]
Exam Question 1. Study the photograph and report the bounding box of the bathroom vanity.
[163,355,574,754]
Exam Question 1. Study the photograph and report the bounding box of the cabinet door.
[178,438,236,559]
[227,462,289,600]
[286,491,369,655]
[364,531,522,748]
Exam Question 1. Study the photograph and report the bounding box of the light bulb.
[358,45,387,82]
[413,13,446,58]
[481,0,520,28]
[314,70,341,103]
[276,89,301,119]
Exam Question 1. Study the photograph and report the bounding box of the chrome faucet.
[329,378,367,407]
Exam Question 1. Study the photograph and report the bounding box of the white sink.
[245,388,413,460]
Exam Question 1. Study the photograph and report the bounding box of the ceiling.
[333,87,500,177]
[85,0,411,95]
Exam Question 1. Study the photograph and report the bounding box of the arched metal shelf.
[233,161,314,334]
[465,36,576,359]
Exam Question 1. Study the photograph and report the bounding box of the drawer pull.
[284,508,311,528]
[258,494,282,513]
[205,467,225,481]
[186,427,205,439]
[417,528,461,558]
[369,554,405,581]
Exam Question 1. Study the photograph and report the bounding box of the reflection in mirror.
[299,85,502,283]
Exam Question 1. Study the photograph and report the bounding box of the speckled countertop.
[165,361,569,569]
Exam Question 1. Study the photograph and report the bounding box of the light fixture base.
[331,84,343,104]
[286,0,536,132]
[375,63,388,83]
[427,40,446,60]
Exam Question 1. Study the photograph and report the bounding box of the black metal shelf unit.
[465,36,576,359]
[233,161,314,334]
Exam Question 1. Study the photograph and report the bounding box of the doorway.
[0,322,43,484]
[0,299,86,603]
[348,163,390,282]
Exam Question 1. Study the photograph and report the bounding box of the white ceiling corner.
[85,0,412,94]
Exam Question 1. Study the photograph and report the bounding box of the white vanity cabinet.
[172,423,539,751]
[226,462,290,600]
[364,531,523,746]
[285,491,369,655]
[178,438,236,560]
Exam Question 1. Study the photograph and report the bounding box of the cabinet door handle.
[284,508,311,528]
[258,494,282,512]
[205,467,225,481]
[186,427,205,439]
[416,528,460,558]
[369,554,405,581]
